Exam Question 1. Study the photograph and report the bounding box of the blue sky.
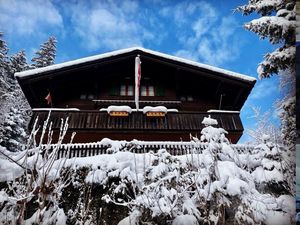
[0,0,282,143]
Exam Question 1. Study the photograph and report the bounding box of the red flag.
[135,55,141,110]
[45,92,52,105]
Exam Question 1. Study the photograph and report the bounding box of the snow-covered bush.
[103,116,294,225]
[0,116,295,225]
[0,113,74,225]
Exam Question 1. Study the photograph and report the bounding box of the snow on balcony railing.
[32,108,80,111]
[41,139,256,159]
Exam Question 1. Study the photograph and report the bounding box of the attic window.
[80,94,87,100]
[180,96,194,102]
[187,96,193,102]
[141,85,154,96]
[87,94,94,100]
[80,94,94,100]
[120,84,133,96]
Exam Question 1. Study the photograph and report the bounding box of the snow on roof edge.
[15,47,256,83]
[207,110,240,113]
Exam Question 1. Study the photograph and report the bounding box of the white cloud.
[175,49,198,61]
[160,1,243,67]
[0,0,63,36]
[193,16,241,66]
[250,80,278,100]
[68,0,154,51]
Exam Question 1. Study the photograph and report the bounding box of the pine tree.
[0,34,30,152]
[32,36,57,68]
[0,32,8,67]
[236,0,296,196]
[0,32,11,95]
[0,49,30,151]
[0,101,28,152]
[8,50,29,78]
[237,0,295,78]
[1,36,58,151]
[0,32,13,138]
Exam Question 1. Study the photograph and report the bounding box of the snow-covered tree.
[237,0,295,78]
[246,106,283,145]
[32,36,57,68]
[0,48,30,152]
[0,34,58,152]
[0,88,30,152]
[236,0,296,196]
[8,50,29,78]
[0,32,11,97]
[0,32,9,71]
[236,0,296,144]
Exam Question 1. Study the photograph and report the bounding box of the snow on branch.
[244,16,295,45]
[257,45,295,78]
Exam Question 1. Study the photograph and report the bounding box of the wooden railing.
[41,141,255,159]
[29,110,243,132]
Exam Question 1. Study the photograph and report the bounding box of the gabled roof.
[15,47,256,83]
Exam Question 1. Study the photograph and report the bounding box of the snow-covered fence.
[41,140,256,159]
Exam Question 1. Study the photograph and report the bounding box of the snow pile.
[200,116,228,143]
[106,105,132,114]
[142,106,168,114]
[172,215,199,225]
[201,115,218,126]
[97,138,128,153]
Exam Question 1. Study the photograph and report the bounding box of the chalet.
[15,47,256,144]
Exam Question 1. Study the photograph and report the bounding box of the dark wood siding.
[29,110,243,131]
[29,110,243,143]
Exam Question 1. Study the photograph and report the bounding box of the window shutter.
[156,86,165,97]
[109,86,119,96]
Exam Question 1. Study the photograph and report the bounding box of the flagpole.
[135,55,141,111]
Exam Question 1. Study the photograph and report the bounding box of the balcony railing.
[39,140,255,159]
[29,110,243,132]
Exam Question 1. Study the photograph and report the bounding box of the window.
[87,94,94,100]
[80,94,87,100]
[80,94,94,100]
[180,95,194,102]
[120,84,133,96]
[141,85,155,96]
[187,96,194,101]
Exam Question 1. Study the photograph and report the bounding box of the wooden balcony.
[29,110,244,143]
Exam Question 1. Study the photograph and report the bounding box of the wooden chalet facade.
[15,47,256,144]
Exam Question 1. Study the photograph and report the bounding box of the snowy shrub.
[0,115,295,225]
[102,116,294,225]
[0,113,74,225]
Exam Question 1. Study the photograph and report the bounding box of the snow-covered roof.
[207,110,240,114]
[15,47,256,83]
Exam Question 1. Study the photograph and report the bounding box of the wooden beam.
[233,88,244,109]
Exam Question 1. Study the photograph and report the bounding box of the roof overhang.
[15,47,256,85]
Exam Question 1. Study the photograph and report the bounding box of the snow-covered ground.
[0,140,295,224]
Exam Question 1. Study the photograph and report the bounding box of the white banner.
[135,55,141,110]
